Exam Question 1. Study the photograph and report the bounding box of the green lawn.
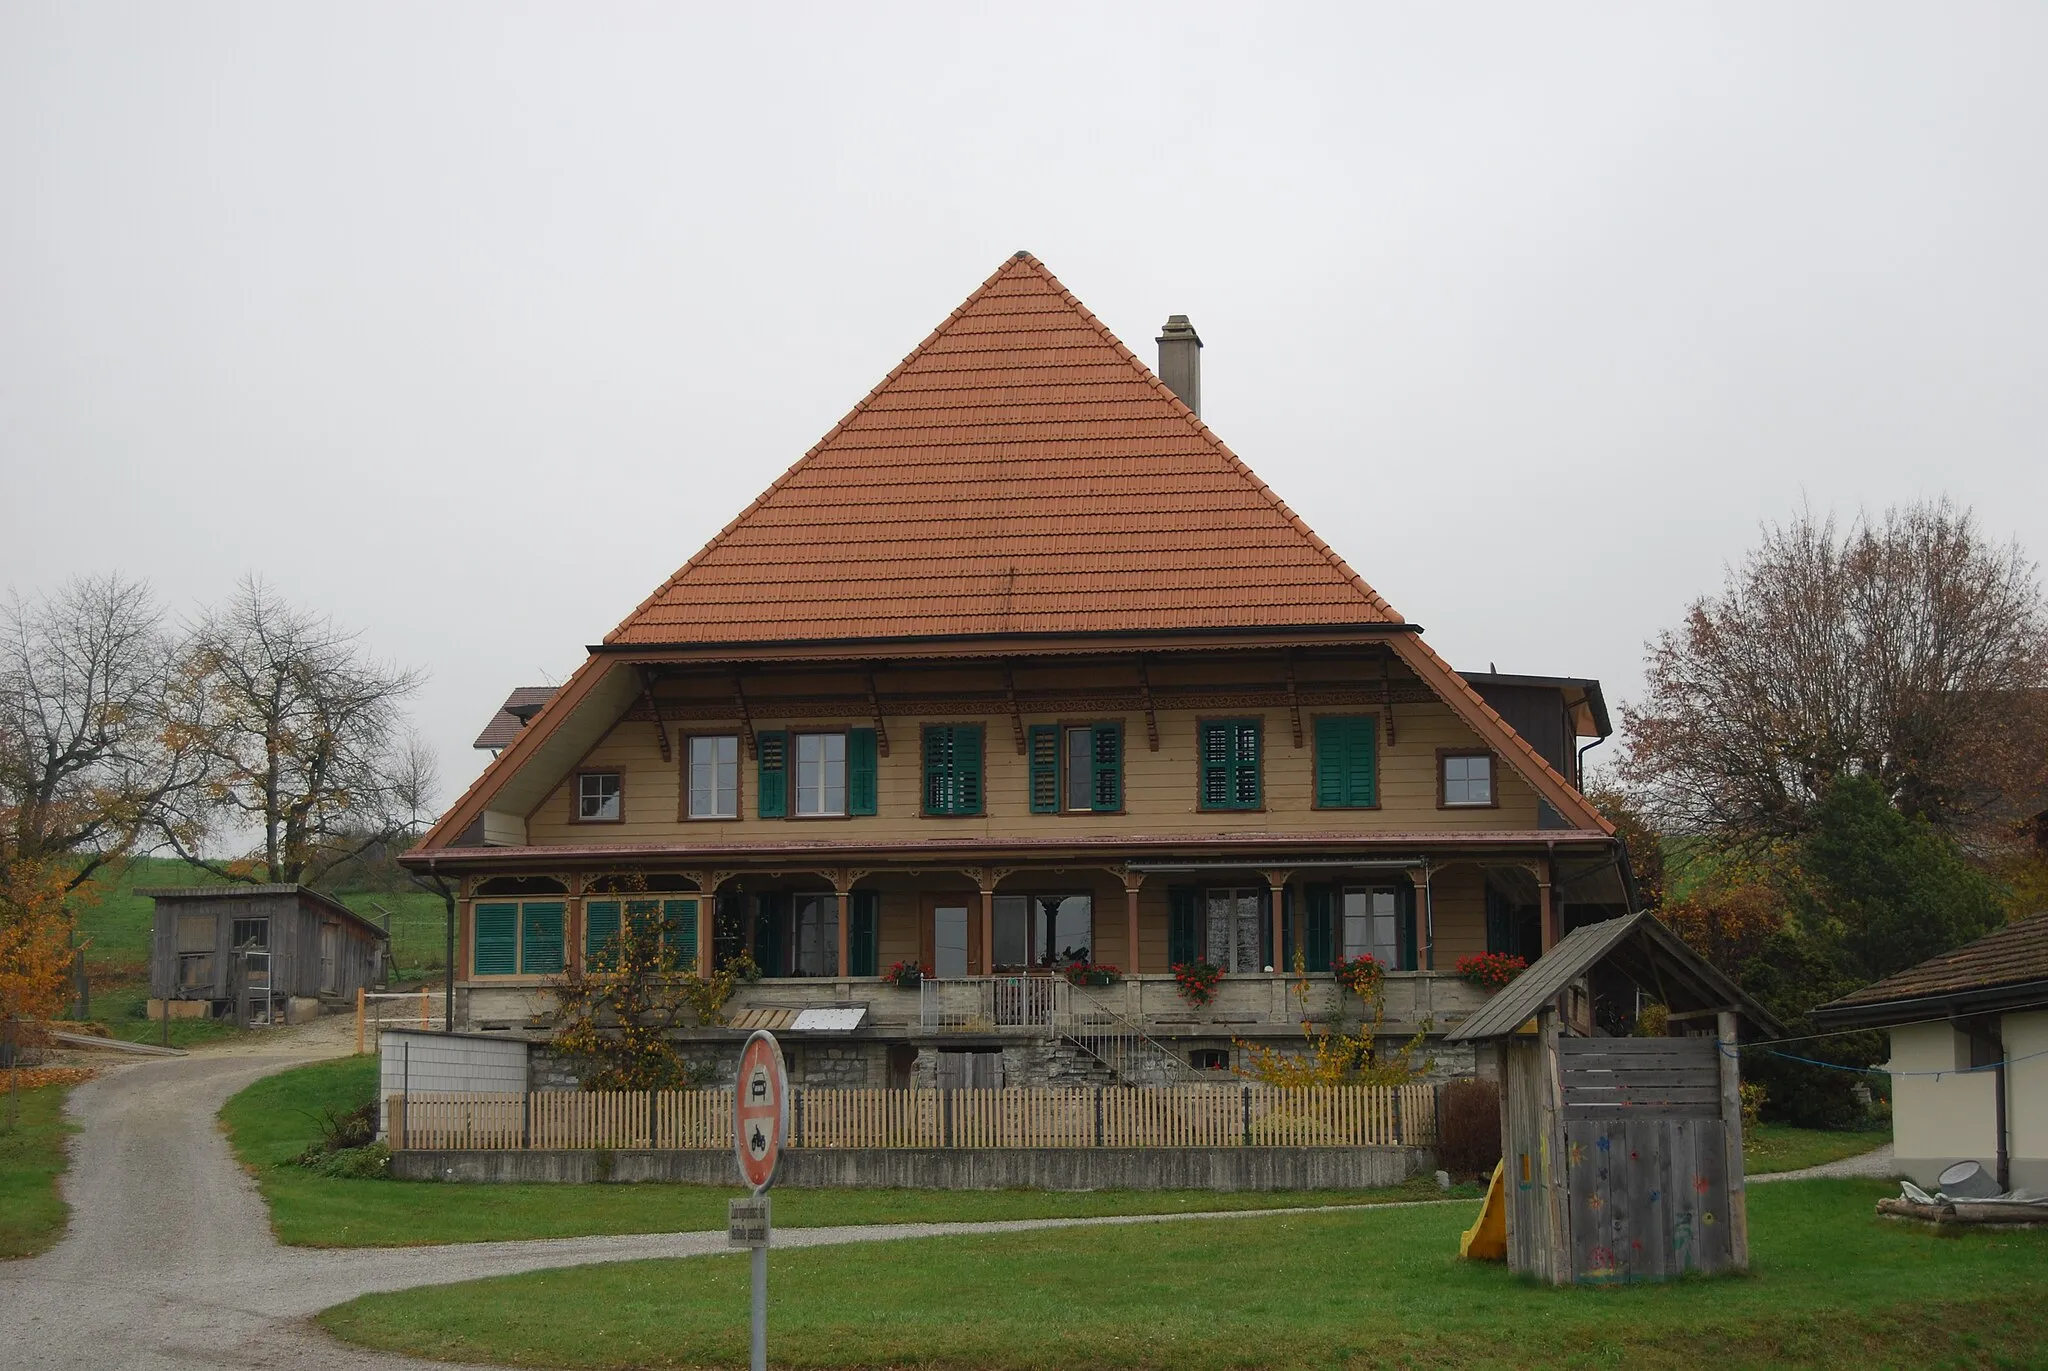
[0,1084,78,1259]
[319,1182,2048,1370]
[223,1059,1480,1248]
[1748,1123,1890,1175]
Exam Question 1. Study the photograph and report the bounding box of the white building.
[1815,911,2048,1192]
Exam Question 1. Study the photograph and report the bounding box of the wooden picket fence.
[388,1084,1438,1152]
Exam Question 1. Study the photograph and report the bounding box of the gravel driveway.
[1,1040,1443,1369]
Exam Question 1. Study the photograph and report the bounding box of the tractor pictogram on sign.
[733,1030,787,1193]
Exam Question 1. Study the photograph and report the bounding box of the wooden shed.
[1449,912,1781,1285]
[143,885,388,1022]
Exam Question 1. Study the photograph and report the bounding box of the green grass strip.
[0,1083,78,1259]
[319,1182,2048,1370]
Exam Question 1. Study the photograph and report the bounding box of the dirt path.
[0,1037,1456,1369]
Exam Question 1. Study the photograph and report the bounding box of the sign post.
[729,1030,787,1371]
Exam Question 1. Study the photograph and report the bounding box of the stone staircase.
[1060,985,1208,1086]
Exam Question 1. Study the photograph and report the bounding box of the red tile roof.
[608,253,1401,646]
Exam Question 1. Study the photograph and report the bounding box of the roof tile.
[607,254,1400,645]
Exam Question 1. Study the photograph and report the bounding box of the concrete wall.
[392,1144,1433,1191]
[1890,1014,2048,1191]
[378,1029,529,1135]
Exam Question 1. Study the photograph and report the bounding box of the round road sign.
[733,1030,788,1192]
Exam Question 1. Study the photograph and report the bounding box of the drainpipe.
[1421,860,1435,971]
[1995,1030,2010,1192]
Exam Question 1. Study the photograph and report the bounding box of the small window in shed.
[231,918,269,949]
[178,953,213,988]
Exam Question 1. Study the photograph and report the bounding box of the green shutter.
[666,898,699,968]
[1168,886,1200,966]
[1200,720,1261,810]
[520,901,566,975]
[1485,885,1512,956]
[1396,884,1418,972]
[625,899,667,968]
[474,902,518,976]
[849,890,880,976]
[1028,724,1059,813]
[753,892,785,977]
[1090,723,1122,812]
[922,724,984,816]
[756,730,788,819]
[1304,885,1335,971]
[847,728,878,816]
[1316,716,1378,808]
[584,900,621,970]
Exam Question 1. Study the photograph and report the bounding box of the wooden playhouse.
[1449,912,1782,1284]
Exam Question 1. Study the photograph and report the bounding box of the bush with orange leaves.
[1659,854,1789,980]
[1,857,78,1030]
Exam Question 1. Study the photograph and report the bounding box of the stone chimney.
[1156,314,1202,416]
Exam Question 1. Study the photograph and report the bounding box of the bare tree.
[161,576,425,885]
[1620,499,2048,843]
[0,575,203,886]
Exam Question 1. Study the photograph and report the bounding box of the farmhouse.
[401,252,1637,1088]
[1814,910,2048,1193]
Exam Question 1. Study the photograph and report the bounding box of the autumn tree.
[159,576,424,885]
[0,857,76,1040]
[1620,499,2048,845]
[0,574,204,887]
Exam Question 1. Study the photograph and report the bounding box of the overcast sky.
[4,2,2044,813]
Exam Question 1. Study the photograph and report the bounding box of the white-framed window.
[1342,888,1401,966]
[577,771,622,821]
[990,893,1093,969]
[688,735,739,819]
[795,732,847,816]
[1441,753,1495,807]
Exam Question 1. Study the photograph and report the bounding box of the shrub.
[298,1142,390,1179]
[1437,1079,1501,1177]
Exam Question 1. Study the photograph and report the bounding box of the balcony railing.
[918,975,1061,1031]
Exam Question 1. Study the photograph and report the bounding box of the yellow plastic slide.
[1459,1160,1507,1261]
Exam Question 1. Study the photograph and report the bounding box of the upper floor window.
[1440,751,1496,808]
[577,771,622,822]
[1198,719,1262,811]
[1313,715,1379,809]
[756,728,877,819]
[923,724,985,816]
[796,732,847,816]
[687,735,739,819]
[1028,723,1122,813]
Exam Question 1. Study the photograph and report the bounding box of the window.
[230,917,269,949]
[687,736,739,819]
[1440,751,1495,807]
[1028,723,1122,813]
[178,953,213,989]
[577,771,622,822]
[922,724,984,816]
[1343,888,1400,965]
[1199,720,1262,810]
[1205,888,1267,972]
[472,900,567,976]
[991,894,1093,969]
[1314,715,1379,808]
[585,898,698,972]
[791,893,840,976]
[796,732,847,816]
[1189,1048,1230,1071]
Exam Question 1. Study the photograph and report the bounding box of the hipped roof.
[607,252,1400,647]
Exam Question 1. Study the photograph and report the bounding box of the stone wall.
[393,1144,1435,1191]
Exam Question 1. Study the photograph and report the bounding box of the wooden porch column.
[689,872,720,978]
[829,868,858,983]
[1407,866,1435,971]
[1261,870,1293,973]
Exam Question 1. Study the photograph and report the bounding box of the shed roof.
[1812,910,2048,1026]
[136,884,390,942]
[606,252,1401,647]
[1447,911,1781,1041]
